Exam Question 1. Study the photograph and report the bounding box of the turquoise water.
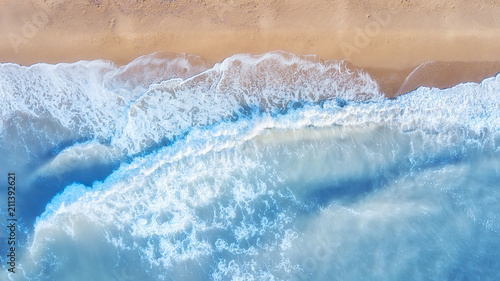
[1,52,499,280]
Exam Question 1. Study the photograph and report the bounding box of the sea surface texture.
[1,52,499,281]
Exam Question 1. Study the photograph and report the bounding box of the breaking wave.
[0,52,499,280]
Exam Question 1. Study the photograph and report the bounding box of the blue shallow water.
[1,52,500,281]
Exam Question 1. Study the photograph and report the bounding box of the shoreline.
[3,51,499,98]
[1,0,500,97]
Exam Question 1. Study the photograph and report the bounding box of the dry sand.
[1,0,500,96]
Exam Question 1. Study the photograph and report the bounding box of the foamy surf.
[1,52,499,281]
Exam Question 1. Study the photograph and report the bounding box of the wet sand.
[1,0,500,97]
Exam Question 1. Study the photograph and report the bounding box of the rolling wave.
[1,52,499,281]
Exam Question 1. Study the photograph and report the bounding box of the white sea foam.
[26,76,500,280]
[0,51,380,177]
[1,52,500,281]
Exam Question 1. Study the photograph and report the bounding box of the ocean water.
[0,51,499,281]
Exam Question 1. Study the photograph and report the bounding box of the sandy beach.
[3,2,500,280]
[1,0,500,96]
